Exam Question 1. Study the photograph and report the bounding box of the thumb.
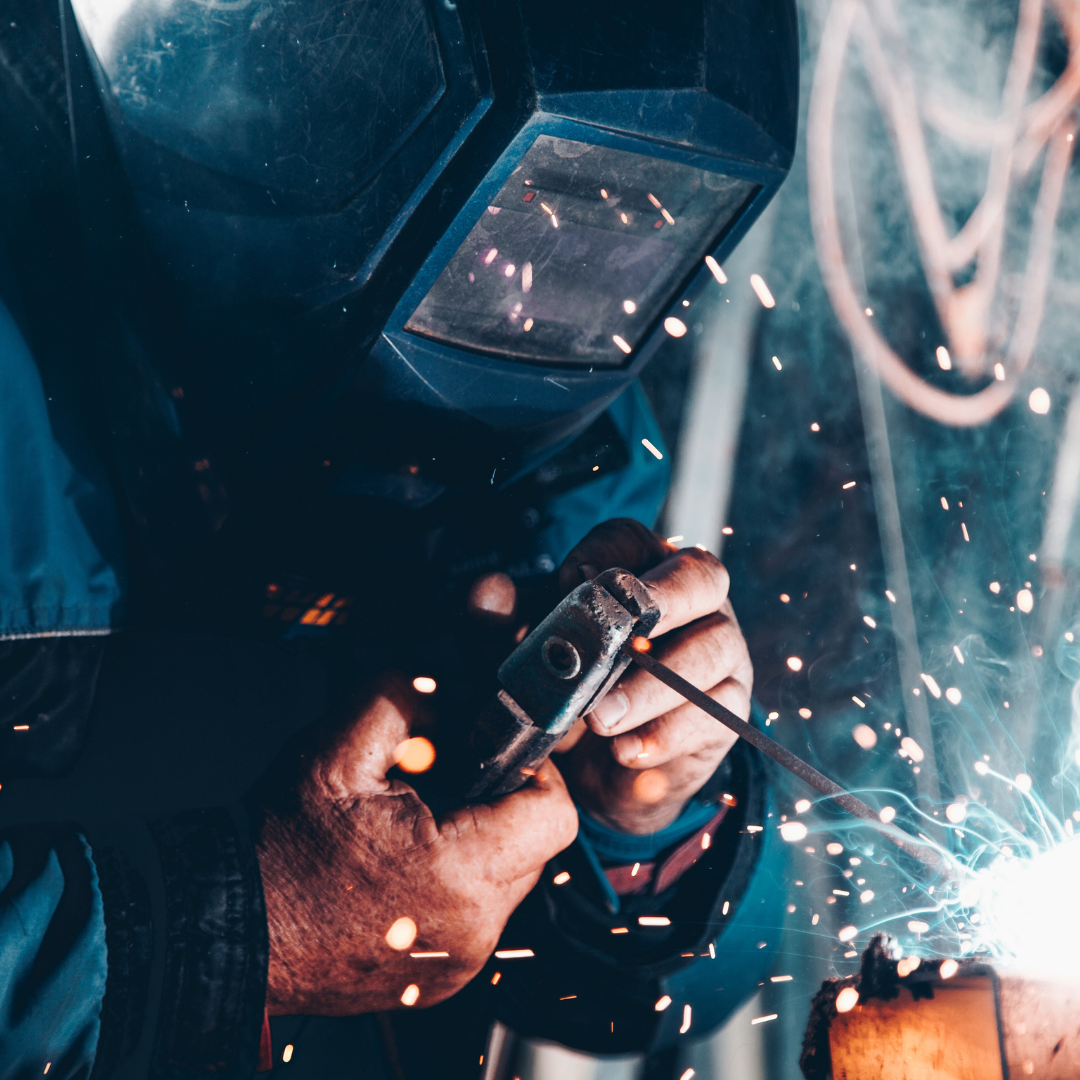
[467,572,518,623]
[441,759,578,881]
[558,518,671,595]
[319,673,428,799]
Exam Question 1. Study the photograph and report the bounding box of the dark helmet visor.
[405,136,754,369]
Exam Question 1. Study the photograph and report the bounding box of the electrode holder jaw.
[461,568,659,800]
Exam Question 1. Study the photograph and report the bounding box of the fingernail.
[578,563,599,582]
[590,691,628,731]
[614,734,642,763]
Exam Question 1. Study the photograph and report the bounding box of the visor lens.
[405,135,755,367]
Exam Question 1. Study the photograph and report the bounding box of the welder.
[0,1,798,1077]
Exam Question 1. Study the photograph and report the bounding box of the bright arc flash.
[974,834,1080,978]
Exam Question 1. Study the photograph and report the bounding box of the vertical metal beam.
[1036,381,1080,643]
[850,353,942,806]
[665,203,779,555]
[832,113,942,808]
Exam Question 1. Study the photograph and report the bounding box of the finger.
[587,606,751,736]
[558,518,671,595]
[609,680,745,768]
[565,730,721,831]
[467,572,517,623]
[441,759,577,881]
[640,547,731,637]
[320,673,429,798]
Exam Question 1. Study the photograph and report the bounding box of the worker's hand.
[253,674,577,1016]
[555,520,752,834]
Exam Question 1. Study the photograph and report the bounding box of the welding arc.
[626,648,949,876]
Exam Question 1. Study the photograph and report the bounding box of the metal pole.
[822,70,942,807]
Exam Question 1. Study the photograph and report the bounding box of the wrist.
[150,808,269,1075]
[576,796,720,860]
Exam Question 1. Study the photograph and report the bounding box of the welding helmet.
[62,0,798,570]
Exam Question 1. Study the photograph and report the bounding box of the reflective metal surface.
[406,136,755,367]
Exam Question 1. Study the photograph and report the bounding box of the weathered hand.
[553,519,752,834]
[254,674,577,1016]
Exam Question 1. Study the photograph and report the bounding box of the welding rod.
[627,646,950,876]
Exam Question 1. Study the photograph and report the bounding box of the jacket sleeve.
[0,639,107,779]
[491,733,790,1056]
[0,826,106,1080]
[1,811,268,1080]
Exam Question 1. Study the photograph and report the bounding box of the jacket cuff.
[150,807,269,1080]
[92,838,155,1078]
[90,808,268,1080]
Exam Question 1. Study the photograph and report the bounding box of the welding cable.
[626,646,955,877]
